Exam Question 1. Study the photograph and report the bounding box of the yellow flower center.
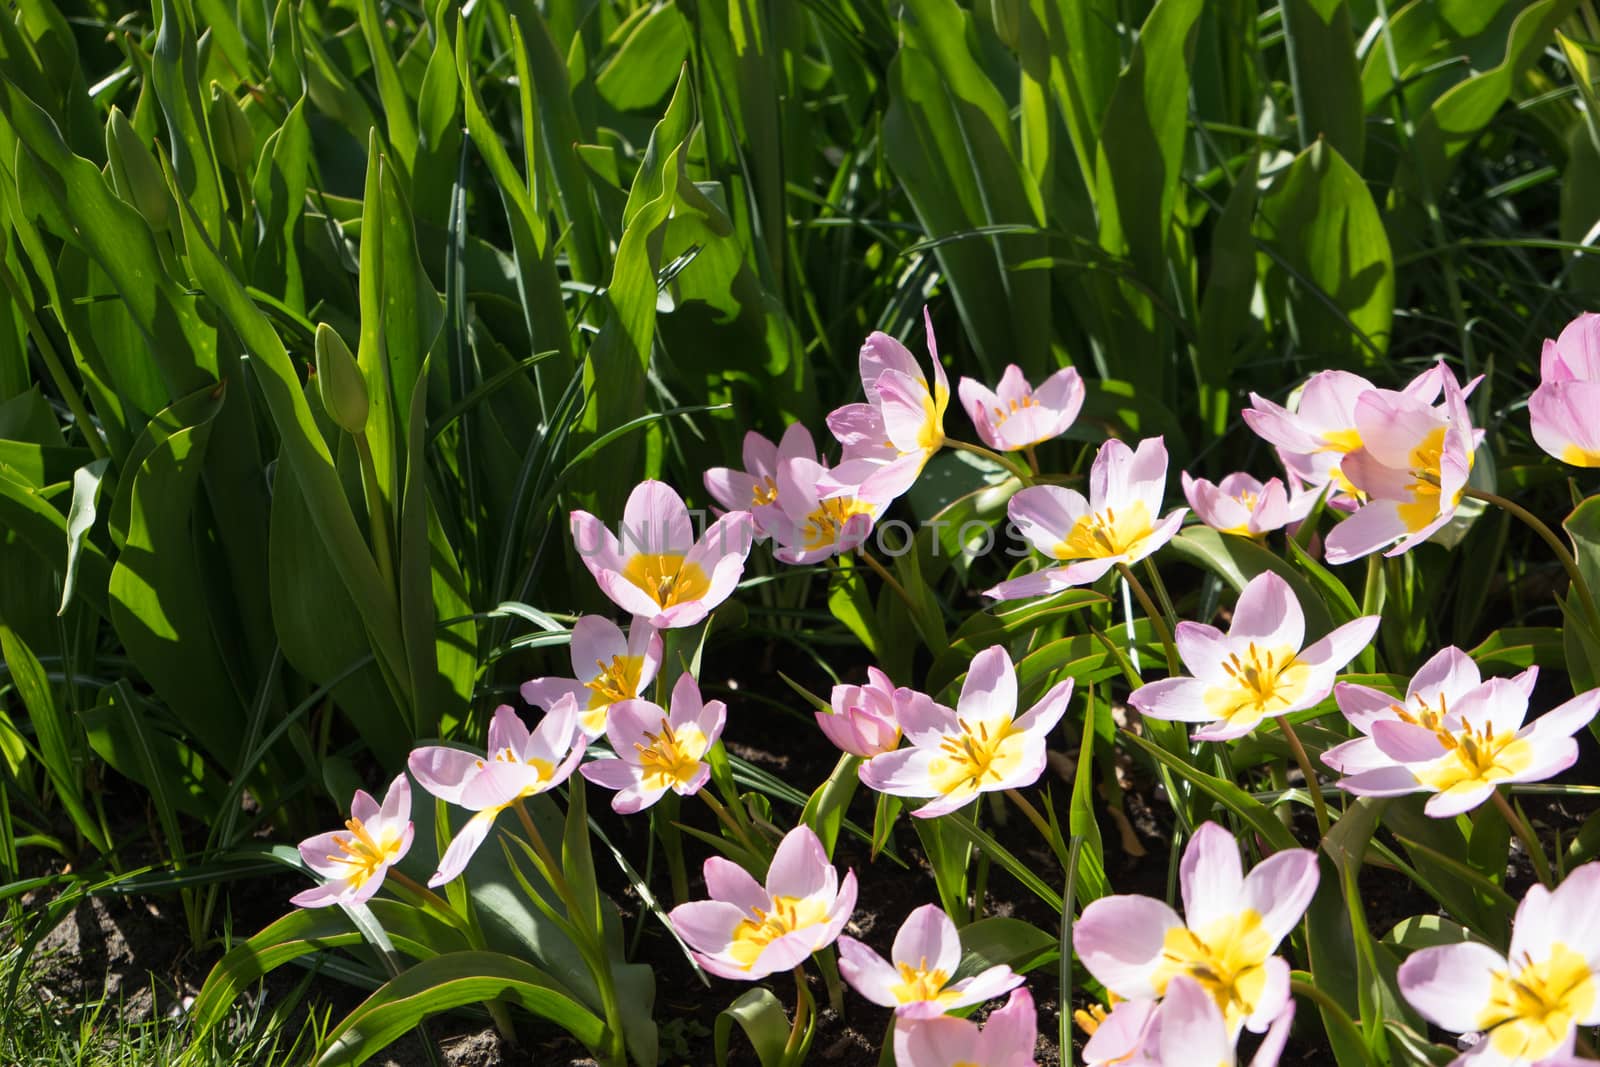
[634,718,707,792]
[327,816,405,889]
[802,497,876,551]
[1154,910,1274,1033]
[1317,427,1364,455]
[1479,944,1597,1061]
[991,393,1038,426]
[621,553,711,609]
[727,894,832,969]
[1412,717,1535,800]
[1201,643,1311,733]
[1072,1003,1111,1037]
[888,957,958,1005]
[918,382,949,452]
[927,717,1028,801]
[581,654,645,733]
[1396,426,1469,532]
[751,476,779,507]
[1056,502,1155,561]
[1392,693,1449,732]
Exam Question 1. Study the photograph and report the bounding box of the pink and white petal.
[1322,736,1395,775]
[704,467,759,514]
[1370,720,1451,764]
[1034,366,1085,422]
[1526,689,1600,740]
[1194,714,1270,742]
[485,704,531,759]
[1242,849,1321,944]
[570,615,627,678]
[875,369,938,453]
[667,899,747,954]
[1173,621,1234,685]
[1335,682,1404,733]
[459,761,542,810]
[1082,999,1159,1067]
[1075,894,1186,998]
[894,1015,980,1067]
[1157,976,1232,1063]
[407,746,486,805]
[348,788,379,826]
[580,757,641,791]
[860,330,920,391]
[922,308,950,403]
[622,480,694,556]
[690,949,766,983]
[1128,677,1216,723]
[376,774,410,828]
[1532,382,1600,466]
[743,429,781,479]
[290,880,353,909]
[570,511,625,576]
[1123,507,1187,564]
[1007,485,1089,557]
[297,830,356,880]
[429,807,503,887]
[693,699,728,753]
[894,691,957,747]
[1422,780,1498,818]
[670,764,712,798]
[750,927,829,979]
[1243,956,1293,1034]
[1324,501,1408,565]
[611,779,668,814]
[911,789,983,819]
[985,566,1082,601]
[1122,437,1172,519]
[765,826,833,902]
[1546,313,1600,381]
[1335,765,1425,797]
[1242,393,1326,454]
[941,964,1025,1012]
[956,646,1018,733]
[652,600,712,630]
[891,903,963,977]
[1354,392,1445,470]
[524,699,578,765]
[594,569,671,623]
[520,677,588,712]
[602,697,667,760]
[974,986,1037,1065]
[703,856,770,915]
[1248,999,1296,1067]
[1449,678,1531,738]
[859,746,942,798]
[1179,822,1246,933]
[1505,735,1579,788]
[1397,942,1506,1032]
[1061,555,1128,585]
[837,935,902,1008]
[1512,864,1600,989]
[821,870,858,939]
[1407,646,1482,704]
[1228,571,1305,652]
[1013,676,1074,736]
[1299,615,1380,672]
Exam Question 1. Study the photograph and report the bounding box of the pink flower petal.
[837,935,900,1008]
[1397,941,1505,1032]
[1075,894,1185,998]
[1179,822,1245,933]
[891,903,962,978]
[1228,571,1305,652]
[1241,848,1320,944]
[764,825,833,901]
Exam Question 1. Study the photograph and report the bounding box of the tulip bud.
[314,324,369,434]
[105,107,173,232]
[208,82,256,174]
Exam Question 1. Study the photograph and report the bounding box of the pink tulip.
[1531,313,1600,467]
[1242,370,1378,500]
[1074,822,1318,1036]
[1324,366,1479,564]
[704,423,820,536]
[1081,999,1161,1067]
[891,986,1038,1067]
[837,903,1023,1019]
[667,825,856,980]
[570,480,754,628]
[858,646,1072,818]
[291,774,414,908]
[957,364,1084,452]
[1152,977,1294,1067]
[1129,571,1378,741]
[579,673,726,814]
[407,699,584,886]
[985,437,1187,600]
[520,615,662,738]
[815,667,910,758]
[824,309,950,504]
[1326,668,1600,818]
[1399,863,1600,1067]
[1180,471,1315,538]
[764,451,884,565]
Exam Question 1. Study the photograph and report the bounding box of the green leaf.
[955,916,1059,976]
[1256,139,1393,365]
[1068,689,1109,906]
[714,987,789,1067]
[1120,731,1300,854]
[315,951,607,1065]
[801,753,862,858]
[595,5,688,112]
[1281,0,1365,167]
[57,456,109,616]
[1166,527,1337,638]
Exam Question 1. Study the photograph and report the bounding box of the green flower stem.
[1492,788,1554,888]
[945,437,1033,482]
[1005,788,1068,868]
[1115,562,1180,676]
[781,966,815,1067]
[1462,486,1600,634]
[1276,717,1330,838]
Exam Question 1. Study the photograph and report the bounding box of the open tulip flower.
[837,903,1023,1019]
[957,363,1085,452]
[1531,312,1600,467]
[1323,366,1479,564]
[291,774,414,908]
[1242,370,1380,499]
[824,309,950,504]
[667,824,856,981]
[570,480,754,629]
[986,436,1187,600]
[1075,822,1319,1036]
[408,699,584,886]
[580,673,726,814]
[815,666,911,759]
[1181,471,1315,539]
[891,985,1038,1067]
[1130,570,1379,742]
[1326,672,1600,817]
[765,450,884,565]
[520,615,661,738]
[1399,863,1600,1067]
[703,422,819,537]
[857,645,1072,817]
